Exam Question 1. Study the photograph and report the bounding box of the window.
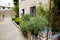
[30,6,36,17]
[21,0,24,1]
[8,7,10,9]
[22,9,25,16]
[3,7,5,9]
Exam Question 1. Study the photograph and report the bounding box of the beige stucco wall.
[19,0,50,18]
[0,10,16,21]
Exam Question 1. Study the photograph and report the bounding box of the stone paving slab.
[0,20,27,40]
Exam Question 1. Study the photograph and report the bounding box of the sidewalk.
[0,18,27,40]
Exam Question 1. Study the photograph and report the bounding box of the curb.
[12,20,27,40]
[12,21,20,29]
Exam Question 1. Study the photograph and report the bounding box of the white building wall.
[19,0,50,18]
[0,7,13,11]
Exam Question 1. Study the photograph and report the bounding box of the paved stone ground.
[0,19,27,40]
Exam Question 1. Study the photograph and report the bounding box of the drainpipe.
[46,0,51,40]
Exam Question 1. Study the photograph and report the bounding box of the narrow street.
[0,19,27,40]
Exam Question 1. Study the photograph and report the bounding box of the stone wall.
[0,10,16,21]
[27,30,52,40]
[19,0,50,18]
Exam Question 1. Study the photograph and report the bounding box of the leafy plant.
[29,17,48,35]
[50,0,58,32]
[13,0,19,17]
[15,17,20,23]
[53,0,57,6]
[20,16,48,36]
[20,14,30,33]
[12,16,15,20]
[13,5,19,12]
[12,15,21,25]
[22,14,30,21]
[13,0,18,3]
[36,2,48,16]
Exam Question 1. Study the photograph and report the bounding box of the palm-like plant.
[20,15,48,36]
[36,2,48,16]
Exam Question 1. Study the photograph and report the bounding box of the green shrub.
[22,14,30,21]
[36,2,48,16]
[20,16,48,36]
[12,17,15,20]
[12,15,16,20]
[12,15,22,25]
[15,17,20,22]
[20,14,30,33]
[28,17,48,35]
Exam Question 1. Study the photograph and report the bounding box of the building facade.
[0,6,13,11]
[0,5,15,21]
[19,0,50,18]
